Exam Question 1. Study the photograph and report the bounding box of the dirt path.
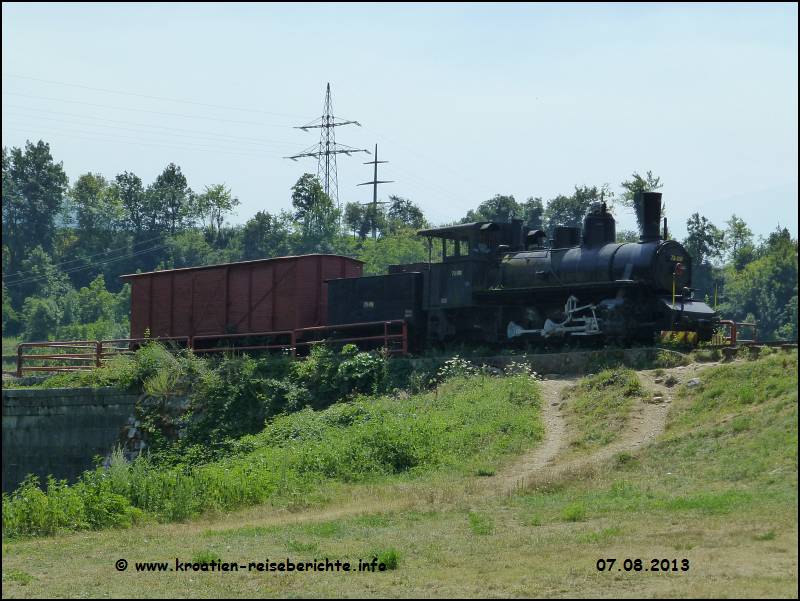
[491,377,574,495]
[491,362,718,495]
[128,363,720,537]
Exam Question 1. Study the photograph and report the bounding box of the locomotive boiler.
[327,192,718,348]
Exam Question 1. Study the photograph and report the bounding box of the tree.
[684,213,725,266]
[2,281,20,335]
[344,202,367,239]
[195,184,239,244]
[720,228,797,339]
[242,210,292,260]
[724,214,754,270]
[386,196,426,232]
[290,174,340,252]
[69,173,127,288]
[619,171,662,207]
[684,213,726,304]
[542,185,611,234]
[6,245,73,308]
[616,230,640,243]
[520,197,545,229]
[21,296,62,341]
[620,171,664,233]
[2,141,69,273]
[164,230,221,269]
[111,171,146,237]
[150,163,194,234]
[462,194,520,223]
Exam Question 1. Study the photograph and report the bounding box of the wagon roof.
[119,254,363,280]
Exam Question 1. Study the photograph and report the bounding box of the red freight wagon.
[120,254,363,341]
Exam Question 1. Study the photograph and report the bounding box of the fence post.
[96,341,102,368]
[17,344,23,377]
[401,321,408,355]
[290,331,297,358]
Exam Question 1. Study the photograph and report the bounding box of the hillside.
[2,350,797,598]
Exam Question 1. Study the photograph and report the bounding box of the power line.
[1,124,289,159]
[4,114,295,155]
[357,144,394,240]
[5,104,297,147]
[3,234,167,280]
[3,243,171,288]
[3,73,306,119]
[284,83,369,211]
[2,92,292,129]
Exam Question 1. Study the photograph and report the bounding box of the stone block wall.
[2,387,139,491]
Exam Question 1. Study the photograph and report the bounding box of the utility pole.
[357,144,394,240]
[284,83,369,212]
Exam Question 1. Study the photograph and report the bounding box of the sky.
[2,2,797,241]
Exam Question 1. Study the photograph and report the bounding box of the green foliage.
[194,183,239,243]
[719,227,797,339]
[375,548,400,570]
[567,369,642,450]
[3,138,795,357]
[684,212,725,266]
[3,373,543,538]
[336,344,387,396]
[291,173,340,252]
[2,141,69,274]
[353,227,432,275]
[150,163,194,234]
[1,473,143,537]
[468,511,494,535]
[2,282,21,335]
[542,184,613,234]
[561,503,587,522]
[21,296,63,341]
[619,171,663,226]
[463,194,521,223]
[241,210,293,260]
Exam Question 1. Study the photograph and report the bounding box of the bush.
[3,373,543,538]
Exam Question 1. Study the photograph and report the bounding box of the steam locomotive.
[327,192,718,349]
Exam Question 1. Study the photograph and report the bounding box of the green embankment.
[563,368,644,451]
[2,373,542,538]
[2,352,796,598]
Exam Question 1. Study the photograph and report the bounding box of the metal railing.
[712,320,758,346]
[14,321,408,376]
[15,337,191,377]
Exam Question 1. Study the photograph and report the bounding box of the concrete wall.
[2,387,138,492]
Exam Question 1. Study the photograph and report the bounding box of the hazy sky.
[2,2,797,240]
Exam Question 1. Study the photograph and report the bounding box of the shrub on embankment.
[2,371,542,538]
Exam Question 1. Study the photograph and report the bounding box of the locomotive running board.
[475,280,641,304]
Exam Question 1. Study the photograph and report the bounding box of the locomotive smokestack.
[635,191,662,242]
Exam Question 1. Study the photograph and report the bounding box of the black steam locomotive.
[327,192,718,349]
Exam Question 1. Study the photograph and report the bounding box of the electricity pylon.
[285,83,369,211]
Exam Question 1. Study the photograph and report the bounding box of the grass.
[563,368,643,451]
[467,511,494,535]
[2,373,542,538]
[2,335,20,373]
[2,352,796,598]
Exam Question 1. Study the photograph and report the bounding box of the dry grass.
[2,353,797,598]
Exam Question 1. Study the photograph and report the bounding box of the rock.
[652,394,664,403]
[550,402,559,406]
[687,378,701,388]
[654,377,664,384]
